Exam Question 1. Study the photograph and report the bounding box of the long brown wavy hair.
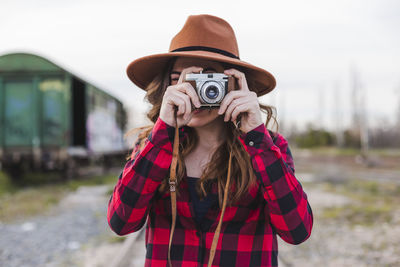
[124,57,278,207]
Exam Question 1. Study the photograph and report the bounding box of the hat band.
[171,46,240,60]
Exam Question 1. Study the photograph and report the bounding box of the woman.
[107,14,313,267]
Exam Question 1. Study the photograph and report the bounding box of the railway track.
[109,228,146,267]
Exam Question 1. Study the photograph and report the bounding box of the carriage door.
[39,78,66,146]
[3,80,35,147]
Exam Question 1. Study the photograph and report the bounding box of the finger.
[182,92,192,120]
[169,96,185,116]
[178,66,203,84]
[173,91,192,120]
[224,68,249,91]
[175,82,201,108]
[226,97,249,117]
[231,103,249,122]
[218,90,247,115]
[224,97,249,122]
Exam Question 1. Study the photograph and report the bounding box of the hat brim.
[126,50,276,96]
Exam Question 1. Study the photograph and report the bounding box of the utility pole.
[396,83,400,128]
[395,83,400,147]
[351,65,369,160]
[334,80,344,147]
[350,65,361,132]
[317,85,325,129]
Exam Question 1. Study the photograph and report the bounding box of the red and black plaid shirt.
[107,117,313,267]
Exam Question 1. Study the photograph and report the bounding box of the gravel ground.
[0,185,112,267]
[1,167,399,267]
[278,182,400,267]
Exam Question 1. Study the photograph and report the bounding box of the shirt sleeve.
[238,124,314,245]
[107,117,178,235]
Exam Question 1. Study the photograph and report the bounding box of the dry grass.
[0,185,68,223]
[0,171,118,223]
[320,179,400,226]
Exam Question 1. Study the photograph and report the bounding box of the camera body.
[185,73,235,107]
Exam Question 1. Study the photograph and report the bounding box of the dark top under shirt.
[186,176,218,228]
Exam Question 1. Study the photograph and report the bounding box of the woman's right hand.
[159,66,203,127]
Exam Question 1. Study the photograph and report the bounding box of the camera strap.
[167,110,180,267]
[167,110,233,267]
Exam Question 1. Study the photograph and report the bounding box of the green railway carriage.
[0,52,128,179]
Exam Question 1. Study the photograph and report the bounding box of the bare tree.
[350,64,361,132]
[333,80,344,147]
[396,83,400,129]
[359,79,369,155]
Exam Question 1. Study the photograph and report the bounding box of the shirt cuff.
[238,123,275,156]
[147,117,185,153]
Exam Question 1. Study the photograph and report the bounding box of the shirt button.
[249,141,254,146]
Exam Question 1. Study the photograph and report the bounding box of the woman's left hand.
[218,68,263,133]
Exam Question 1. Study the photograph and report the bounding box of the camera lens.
[205,85,219,99]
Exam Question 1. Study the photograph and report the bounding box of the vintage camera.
[185,73,235,107]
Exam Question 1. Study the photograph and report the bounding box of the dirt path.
[2,163,399,266]
[76,173,400,267]
[0,185,115,267]
[278,179,400,267]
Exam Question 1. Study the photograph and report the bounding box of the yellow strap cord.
[168,111,233,267]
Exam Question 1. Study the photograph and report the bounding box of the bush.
[343,129,361,148]
[295,127,336,148]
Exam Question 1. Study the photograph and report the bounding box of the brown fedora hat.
[126,14,276,96]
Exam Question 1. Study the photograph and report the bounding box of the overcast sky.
[1,0,399,132]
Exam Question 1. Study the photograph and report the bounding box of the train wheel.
[62,158,77,180]
[4,160,29,182]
